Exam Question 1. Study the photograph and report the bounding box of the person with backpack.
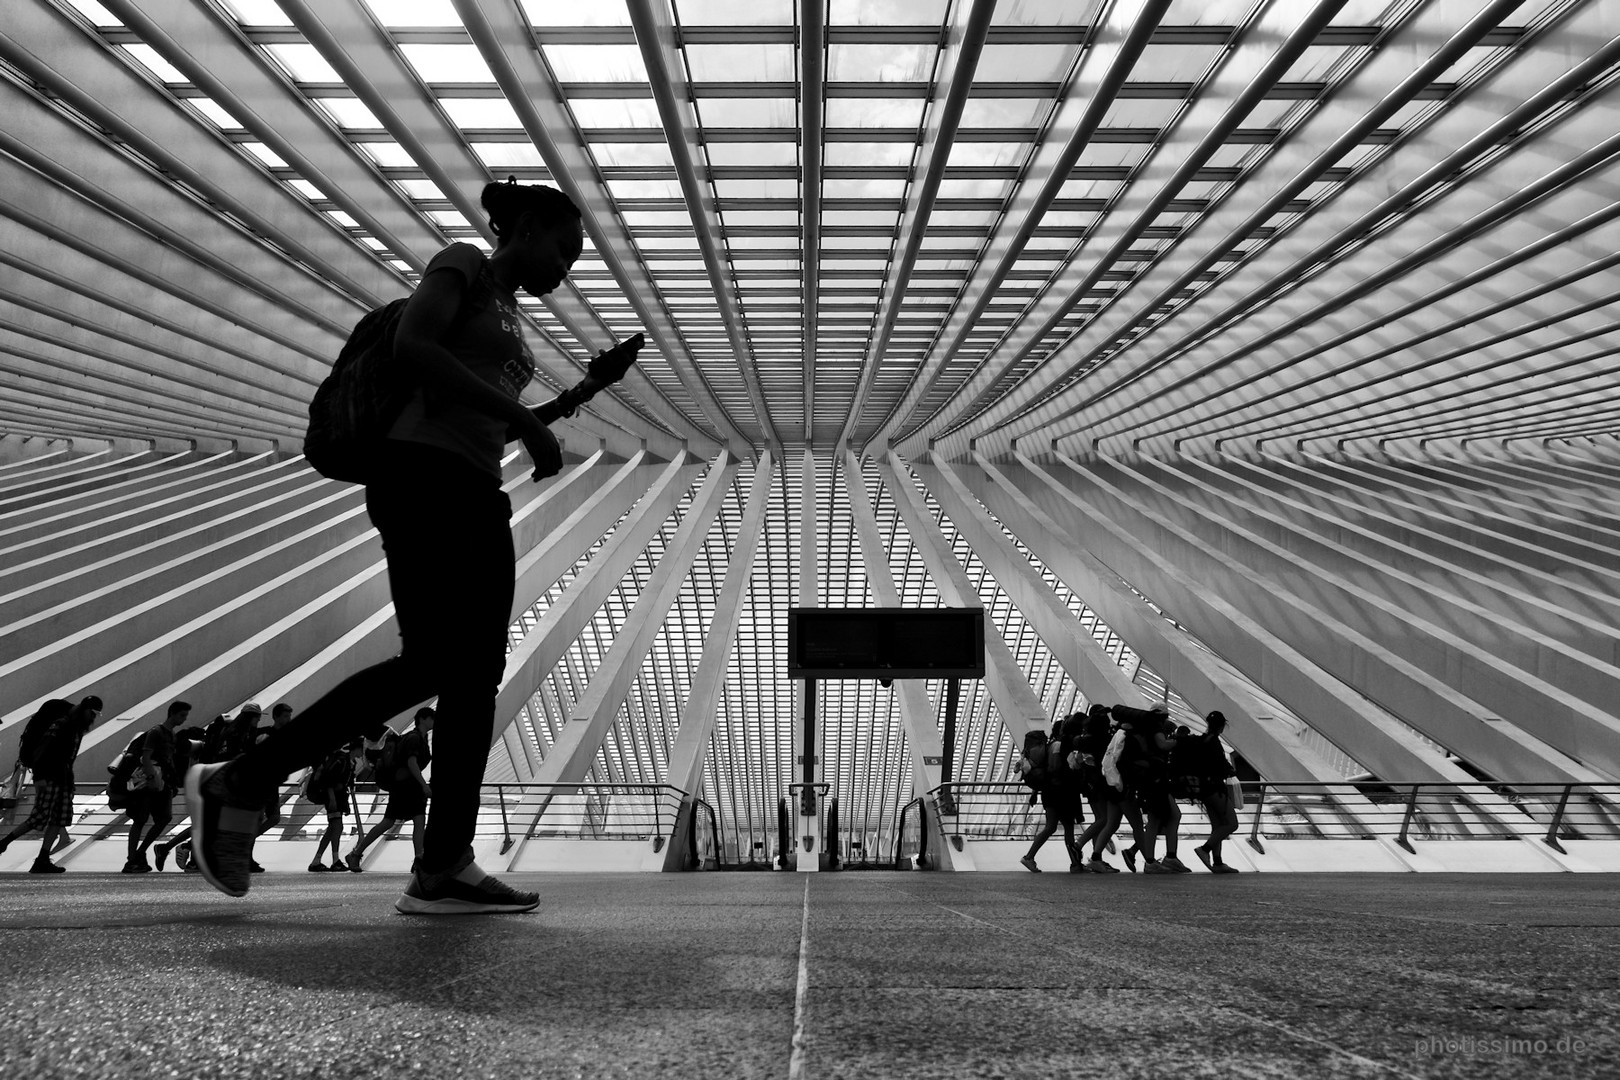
[119,700,191,873]
[187,179,638,915]
[0,696,102,872]
[306,739,358,873]
[1185,711,1241,873]
[1111,703,1189,874]
[1018,717,1083,872]
[345,709,434,872]
[1070,704,1125,873]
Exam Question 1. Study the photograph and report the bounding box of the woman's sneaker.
[185,762,262,898]
[1087,858,1120,874]
[1160,855,1192,873]
[395,863,539,915]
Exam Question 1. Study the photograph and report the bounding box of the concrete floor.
[0,871,1614,1079]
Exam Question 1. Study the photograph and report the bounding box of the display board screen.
[786,607,985,679]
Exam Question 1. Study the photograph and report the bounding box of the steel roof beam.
[834,0,994,454]
[800,0,826,445]
[630,0,780,454]
[453,0,752,458]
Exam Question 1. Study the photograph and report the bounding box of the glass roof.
[7,0,1617,850]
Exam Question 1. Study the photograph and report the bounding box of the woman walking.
[188,180,639,914]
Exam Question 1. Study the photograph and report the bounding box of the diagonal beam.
[666,452,775,802]
[629,0,780,452]
[454,0,754,457]
[906,453,1142,707]
[278,0,714,455]
[860,0,1171,456]
[879,451,1047,745]
[830,0,1002,452]
[800,0,825,444]
[838,448,962,869]
[537,451,737,787]
[907,0,1354,452]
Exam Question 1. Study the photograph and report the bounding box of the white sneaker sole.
[185,762,250,898]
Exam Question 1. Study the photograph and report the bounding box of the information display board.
[786,607,985,679]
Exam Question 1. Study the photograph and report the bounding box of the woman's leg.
[1161,801,1181,860]
[409,814,426,860]
[1093,800,1123,859]
[126,803,150,864]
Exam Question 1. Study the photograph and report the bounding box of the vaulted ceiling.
[4,0,1619,858]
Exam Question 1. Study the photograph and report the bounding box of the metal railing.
[1,780,692,856]
[893,796,929,869]
[688,797,724,870]
[894,781,1620,854]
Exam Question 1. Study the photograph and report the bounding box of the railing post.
[1246,781,1267,854]
[1544,783,1573,853]
[498,784,514,854]
[1395,783,1421,853]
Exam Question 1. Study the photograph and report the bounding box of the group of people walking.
[2,698,435,877]
[1018,702,1244,875]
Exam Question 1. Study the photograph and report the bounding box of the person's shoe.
[1019,854,1041,873]
[1161,855,1191,874]
[1143,860,1172,874]
[29,857,65,874]
[345,850,363,873]
[1087,857,1120,874]
[185,762,262,899]
[249,861,266,874]
[1193,845,1213,871]
[308,861,329,873]
[1122,845,1138,872]
[1211,862,1241,874]
[1069,860,1089,873]
[395,864,539,915]
[330,861,345,873]
[153,845,170,872]
[121,859,142,874]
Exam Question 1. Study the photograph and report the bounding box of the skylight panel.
[393,178,449,199]
[120,44,187,83]
[823,98,926,128]
[218,0,292,25]
[705,143,799,167]
[829,0,949,24]
[398,44,499,83]
[677,0,794,24]
[286,179,326,199]
[943,141,1027,168]
[472,143,547,168]
[316,97,386,129]
[933,177,1014,200]
[187,97,243,129]
[607,178,689,199]
[64,1,119,27]
[569,99,665,128]
[361,0,461,26]
[440,98,525,128]
[358,142,416,167]
[974,42,1077,82]
[542,45,651,82]
[591,142,679,168]
[713,178,800,199]
[1165,0,1256,24]
[827,44,937,83]
[242,142,289,168]
[956,97,1049,129]
[697,98,799,128]
[824,142,916,168]
[1280,45,1357,83]
[262,44,342,82]
[684,45,798,83]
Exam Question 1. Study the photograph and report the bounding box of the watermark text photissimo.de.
[1414,1034,1590,1057]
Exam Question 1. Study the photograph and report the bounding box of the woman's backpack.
[105,732,147,810]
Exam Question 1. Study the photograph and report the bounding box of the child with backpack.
[1110,703,1189,874]
[1186,711,1241,873]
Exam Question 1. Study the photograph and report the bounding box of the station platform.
[0,871,1613,1079]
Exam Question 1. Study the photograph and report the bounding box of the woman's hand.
[520,419,562,481]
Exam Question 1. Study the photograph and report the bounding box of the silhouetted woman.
[0,695,102,872]
[188,180,631,914]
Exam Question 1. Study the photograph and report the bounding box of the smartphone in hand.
[587,332,644,385]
